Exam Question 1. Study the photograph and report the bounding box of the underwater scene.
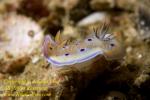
[0,0,150,100]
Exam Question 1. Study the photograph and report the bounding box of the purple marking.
[88,38,92,41]
[80,49,85,52]
[65,53,69,56]
[110,43,115,47]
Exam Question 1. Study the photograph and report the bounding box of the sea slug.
[42,24,124,67]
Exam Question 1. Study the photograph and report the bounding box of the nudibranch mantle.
[43,26,124,67]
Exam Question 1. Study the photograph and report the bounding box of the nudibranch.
[42,24,124,67]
